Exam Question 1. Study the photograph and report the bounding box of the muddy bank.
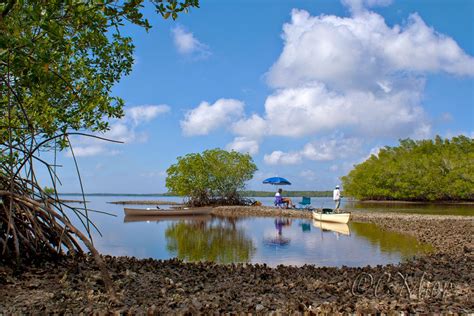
[1,208,472,313]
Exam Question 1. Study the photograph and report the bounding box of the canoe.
[312,210,351,224]
[123,207,212,217]
[312,220,350,235]
[124,214,211,223]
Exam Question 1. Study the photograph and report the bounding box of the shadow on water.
[349,221,434,259]
[165,217,256,264]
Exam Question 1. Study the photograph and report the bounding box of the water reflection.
[70,196,439,266]
[263,218,292,247]
[165,217,255,263]
[300,222,311,233]
[312,220,350,236]
[346,200,474,216]
[349,222,434,259]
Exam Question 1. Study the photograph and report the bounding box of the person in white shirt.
[333,185,341,210]
[275,188,295,208]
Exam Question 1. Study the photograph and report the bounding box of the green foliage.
[350,222,433,259]
[166,149,258,206]
[1,0,199,146]
[341,136,474,201]
[165,219,255,263]
[43,186,54,195]
[0,0,199,274]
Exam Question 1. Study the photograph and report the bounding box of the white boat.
[312,210,351,224]
[124,214,211,223]
[312,220,350,235]
[124,207,212,217]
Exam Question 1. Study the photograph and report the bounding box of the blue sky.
[46,0,474,193]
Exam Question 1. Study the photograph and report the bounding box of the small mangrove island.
[342,136,474,202]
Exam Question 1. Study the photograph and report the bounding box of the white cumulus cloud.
[126,105,170,125]
[267,9,474,90]
[226,137,259,155]
[342,0,393,14]
[181,98,244,136]
[255,6,472,146]
[231,114,267,139]
[264,150,303,165]
[65,105,169,158]
[171,25,210,58]
[264,135,363,165]
[262,83,425,138]
[176,4,473,166]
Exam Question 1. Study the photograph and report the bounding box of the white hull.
[124,207,212,217]
[312,220,350,235]
[312,211,351,224]
[124,214,211,223]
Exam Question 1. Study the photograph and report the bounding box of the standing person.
[333,185,341,211]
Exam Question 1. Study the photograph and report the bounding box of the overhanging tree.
[1,0,199,299]
[166,149,258,206]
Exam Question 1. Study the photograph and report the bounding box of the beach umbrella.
[262,177,291,185]
[263,235,291,247]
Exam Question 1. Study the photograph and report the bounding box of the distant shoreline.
[357,200,474,205]
[58,191,333,197]
[58,193,474,204]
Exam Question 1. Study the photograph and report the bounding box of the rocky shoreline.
[1,208,472,314]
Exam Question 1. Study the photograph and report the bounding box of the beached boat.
[123,207,212,217]
[312,220,350,235]
[124,214,211,223]
[312,210,351,224]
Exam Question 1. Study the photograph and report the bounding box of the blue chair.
[274,196,286,208]
[298,196,312,209]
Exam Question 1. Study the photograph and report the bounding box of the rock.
[192,298,202,310]
[255,304,265,312]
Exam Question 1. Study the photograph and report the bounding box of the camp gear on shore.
[298,196,312,209]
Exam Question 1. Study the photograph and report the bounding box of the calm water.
[59,195,469,267]
[254,196,474,216]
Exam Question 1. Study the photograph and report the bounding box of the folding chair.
[298,196,312,209]
[274,196,286,208]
